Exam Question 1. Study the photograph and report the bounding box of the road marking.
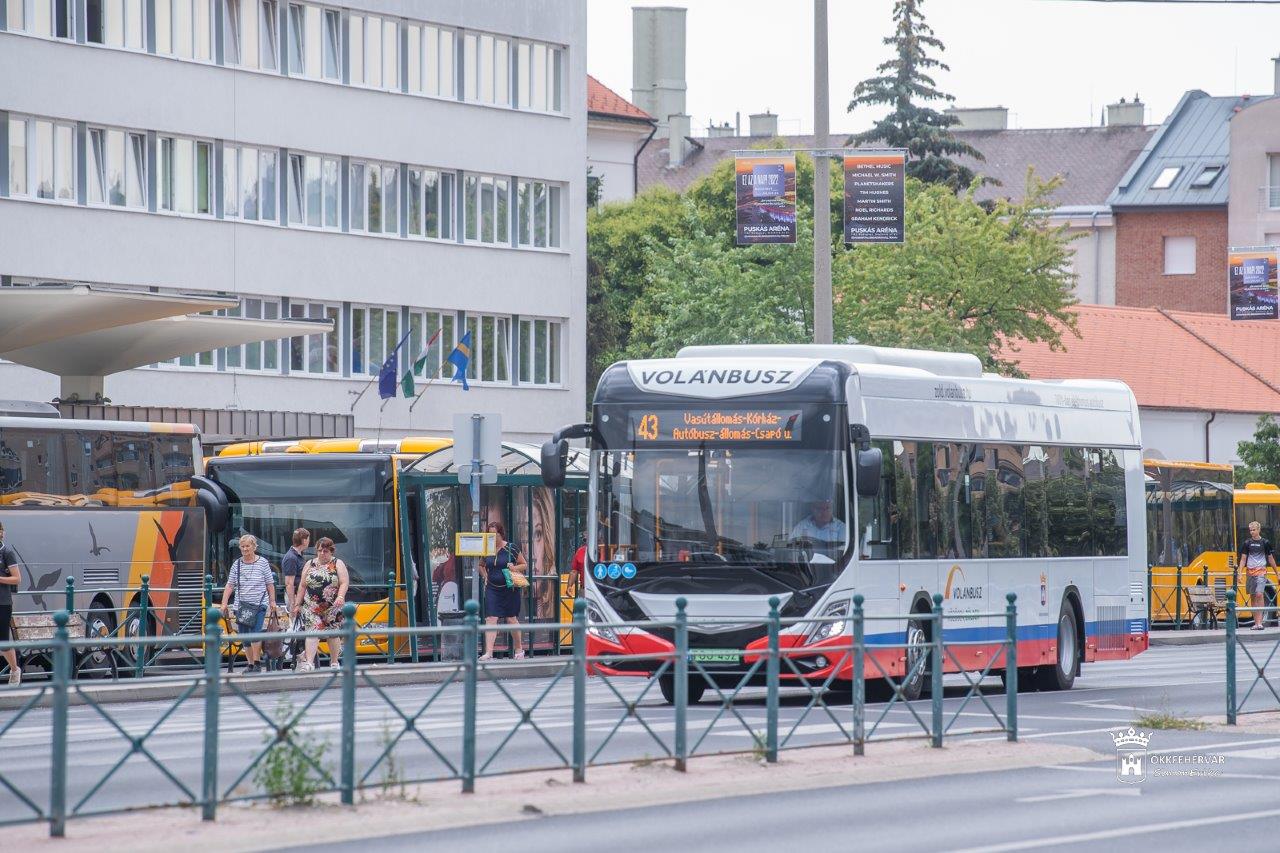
[946,807,1280,853]
[1067,701,1160,713]
[1219,745,1280,759]
[1148,737,1280,755]
[1015,787,1141,803]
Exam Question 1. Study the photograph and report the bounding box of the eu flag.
[377,331,412,399]
[447,331,473,391]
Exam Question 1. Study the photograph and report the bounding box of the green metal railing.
[0,595,1020,836]
[1225,601,1280,723]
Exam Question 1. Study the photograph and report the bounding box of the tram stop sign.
[453,412,501,484]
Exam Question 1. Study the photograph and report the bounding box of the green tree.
[1237,415,1280,486]
[847,0,985,191]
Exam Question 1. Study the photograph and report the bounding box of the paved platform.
[1149,625,1280,646]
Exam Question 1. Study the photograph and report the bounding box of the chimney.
[944,107,1008,131]
[1106,96,1145,127]
[706,121,734,138]
[749,111,778,137]
[632,7,687,139]
[668,114,692,167]
[1274,56,1280,96]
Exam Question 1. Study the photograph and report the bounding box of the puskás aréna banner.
[843,151,906,244]
[1228,247,1278,321]
[735,154,797,245]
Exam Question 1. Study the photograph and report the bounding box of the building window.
[223,0,278,70]
[85,0,146,50]
[463,32,509,106]
[1151,166,1181,190]
[222,144,278,222]
[407,167,456,240]
[1189,165,1222,189]
[409,309,456,379]
[463,313,511,383]
[462,172,510,245]
[348,12,399,91]
[349,160,399,234]
[406,23,455,98]
[7,117,76,202]
[86,126,147,208]
[222,297,282,372]
[7,0,75,40]
[1163,236,1196,275]
[517,179,562,249]
[350,304,403,375]
[289,300,340,374]
[517,317,561,385]
[515,41,563,112]
[158,135,214,215]
[287,152,340,228]
[154,0,215,62]
[286,3,339,81]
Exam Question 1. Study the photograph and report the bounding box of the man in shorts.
[1239,520,1276,630]
[0,522,22,684]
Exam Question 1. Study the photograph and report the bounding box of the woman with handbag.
[217,534,277,674]
[291,537,350,672]
[479,520,528,661]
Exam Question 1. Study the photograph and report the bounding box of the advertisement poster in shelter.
[1228,247,1279,321]
[734,154,797,245]
[843,151,906,244]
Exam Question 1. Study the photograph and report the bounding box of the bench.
[8,612,119,679]
[1183,585,1219,630]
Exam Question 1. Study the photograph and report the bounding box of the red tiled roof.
[587,75,653,122]
[1001,304,1280,414]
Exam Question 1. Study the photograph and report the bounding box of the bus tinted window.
[0,429,69,501]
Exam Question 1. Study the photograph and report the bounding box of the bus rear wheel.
[659,674,707,706]
[1032,603,1079,692]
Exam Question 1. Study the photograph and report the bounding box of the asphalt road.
[1,643,1277,835]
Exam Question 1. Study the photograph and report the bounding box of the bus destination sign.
[631,409,803,444]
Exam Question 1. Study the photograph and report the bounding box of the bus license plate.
[690,649,741,666]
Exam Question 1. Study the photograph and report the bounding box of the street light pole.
[812,0,833,345]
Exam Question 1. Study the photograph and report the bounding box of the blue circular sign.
[622,562,637,579]
[593,563,607,580]
[608,563,623,580]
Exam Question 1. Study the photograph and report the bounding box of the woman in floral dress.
[291,536,349,671]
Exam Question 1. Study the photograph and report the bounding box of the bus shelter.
[398,442,588,655]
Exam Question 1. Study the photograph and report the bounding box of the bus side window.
[857,440,898,560]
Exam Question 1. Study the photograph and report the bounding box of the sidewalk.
[6,737,1104,852]
[0,658,568,710]
[1149,625,1280,646]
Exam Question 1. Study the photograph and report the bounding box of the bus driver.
[790,499,847,546]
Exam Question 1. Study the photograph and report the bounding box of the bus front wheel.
[659,674,707,706]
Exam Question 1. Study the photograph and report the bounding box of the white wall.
[1139,407,1261,465]
[587,121,648,205]
[1055,213,1116,306]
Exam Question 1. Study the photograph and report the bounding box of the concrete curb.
[0,659,569,710]
[1150,627,1280,646]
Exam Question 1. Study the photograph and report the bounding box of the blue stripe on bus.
[861,619,1148,645]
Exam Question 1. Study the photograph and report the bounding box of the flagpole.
[349,372,378,411]
[407,327,445,412]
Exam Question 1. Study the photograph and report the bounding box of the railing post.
[765,596,780,763]
[49,610,70,838]
[135,574,150,679]
[461,599,479,793]
[571,599,587,783]
[386,570,397,664]
[64,577,75,617]
[852,594,865,756]
[340,602,358,805]
[1146,565,1153,627]
[931,593,943,749]
[202,608,222,821]
[1174,563,1183,630]
[1226,599,1237,725]
[673,596,689,772]
[204,573,214,612]
[1005,592,1018,742]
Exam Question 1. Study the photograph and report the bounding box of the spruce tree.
[848,0,986,191]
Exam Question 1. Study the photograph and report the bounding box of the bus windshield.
[594,446,849,583]
[209,458,395,603]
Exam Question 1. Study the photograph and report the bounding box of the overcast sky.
[587,0,1280,134]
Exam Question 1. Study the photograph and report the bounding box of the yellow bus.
[1232,482,1280,627]
[207,437,587,658]
[1145,460,1235,626]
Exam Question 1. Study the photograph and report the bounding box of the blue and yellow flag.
[447,331,473,391]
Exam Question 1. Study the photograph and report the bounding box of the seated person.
[790,499,848,546]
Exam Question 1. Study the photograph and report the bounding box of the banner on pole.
[843,151,906,244]
[734,154,797,245]
[1228,247,1278,321]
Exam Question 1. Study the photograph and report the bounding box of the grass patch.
[1132,710,1207,731]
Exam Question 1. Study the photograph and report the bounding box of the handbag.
[501,545,530,588]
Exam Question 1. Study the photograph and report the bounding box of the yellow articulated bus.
[207,437,587,658]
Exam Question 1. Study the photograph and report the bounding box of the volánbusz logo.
[627,359,818,400]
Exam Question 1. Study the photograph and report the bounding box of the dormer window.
[1151,166,1181,189]
[1190,165,1222,188]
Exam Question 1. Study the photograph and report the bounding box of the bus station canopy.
[0,285,331,400]
[407,441,590,478]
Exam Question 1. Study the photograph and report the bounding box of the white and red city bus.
[541,344,1147,701]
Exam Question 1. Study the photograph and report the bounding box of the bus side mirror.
[856,447,883,498]
[541,439,569,488]
[191,475,230,533]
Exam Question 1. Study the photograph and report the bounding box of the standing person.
[1239,521,1277,630]
[479,520,527,661]
[218,534,277,673]
[291,537,349,671]
[0,522,22,685]
[281,528,311,612]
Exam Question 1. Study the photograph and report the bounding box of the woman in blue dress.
[480,520,528,660]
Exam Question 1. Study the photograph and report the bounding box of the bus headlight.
[586,603,620,644]
[808,600,850,644]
